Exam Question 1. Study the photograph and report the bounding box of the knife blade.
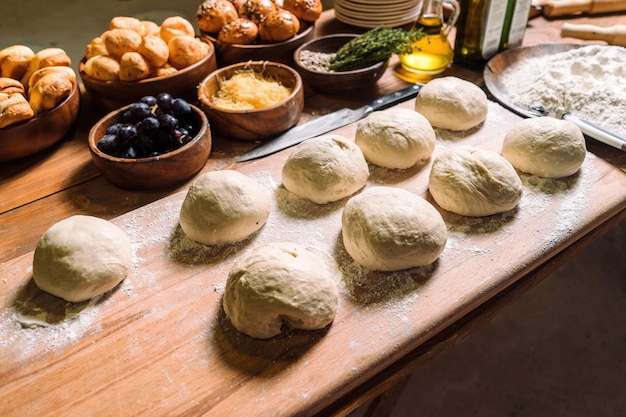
[234,83,424,162]
[528,106,626,152]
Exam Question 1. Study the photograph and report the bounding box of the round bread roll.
[0,77,26,96]
[502,117,587,178]
[109,16,143,34]
[259,9,300,43]
[138,35,169,67]
[218,18,259,44]
[0,93,34,128]
[89,55,121,81]
[342,186,447,271]
[179,170,272,245]
[223,242,339,339]
[167,36,210,69]
[102,29,142,59]
[0,45,34,80]
[140,20,160,37]
[237,0,277,24]
[119,51,151,81]
[355,108,436,169]
[85,37,108,60]
[282,0,322,22]
[159,16,196,43]
[282,134,370,204]
[196,0,239,34]
[428,146,523,216]
[415,76,488,131]
[32,215,133,303]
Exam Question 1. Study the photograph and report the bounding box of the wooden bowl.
[79,40,217,113]
[201,22,314,67]
[197,61,304,141]
[293,34,389,94]
[88,102,212,190]
[0,82,80,163]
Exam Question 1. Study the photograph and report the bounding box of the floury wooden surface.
[1,8,626,417]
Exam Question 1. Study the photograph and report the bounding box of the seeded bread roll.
[196,0,238,34]
[218,18,259,44]
[0,92,34,128]
[237,0,277,24]
[0,45,34,80]
[282,0,322,22]
[259,9,300,42]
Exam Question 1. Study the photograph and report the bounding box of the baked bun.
[28,72,73,114]
[0,77,26,96]
[88,55,121,81]
[102,28,142,59]
[151,63,178,78]
[167,36,210,69]
[218,18,259,44]
[119,51,151,81]
[0,45,34,80]
[20,48,71,86]
[196,0,239,34]
[0,92,34,128]
[159,16,196,43]
[282,0,322,22]
[109,16,143,34]
[259,9,300,42]
[138,34,170,67]
[28,66,76,91]
[237,0,277,24]
[85,37,108,60]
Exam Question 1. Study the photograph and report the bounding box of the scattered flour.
[501,45,626,137]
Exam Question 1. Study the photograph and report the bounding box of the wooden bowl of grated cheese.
[197,61,303,141]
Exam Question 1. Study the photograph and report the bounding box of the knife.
[528,106,626,152]
[234,83,424,162]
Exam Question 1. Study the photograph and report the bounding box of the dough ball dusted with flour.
[502,117,586,178]
[32,215,133,303]
[223,242,339,339]
[342,187,447,271]
[414,76,488,131]
[355,108,436,169]
[282,134,369,204]
[179,170,272,245]
[429,146,523,217]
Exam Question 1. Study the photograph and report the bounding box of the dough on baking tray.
[223,242,339,339]
[502,116,587,178]
[341,186,447,271]
[414,76,488,131]
[428,146,523,216]
[281,134,369,204]
[179,170,272,245]
[355,107,436,169]
[32,215,133,303]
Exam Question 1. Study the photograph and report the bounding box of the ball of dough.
[223,242,339,339]
[342,187,447,271]
[355,108,436,169]
[282,134,369,204]
[428,146,523,216]
[502,117,586,178]
[179,170,272,245]
[32,215,133,303]
[414,76,488,131]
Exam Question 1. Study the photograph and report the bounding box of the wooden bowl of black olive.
[88,93,212,190]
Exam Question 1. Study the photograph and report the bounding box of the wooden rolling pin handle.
[544,0,626,16]
[561,23,626,46]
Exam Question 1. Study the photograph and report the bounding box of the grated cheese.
[212,69,293,110]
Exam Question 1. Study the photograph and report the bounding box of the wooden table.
[1,9,625,417]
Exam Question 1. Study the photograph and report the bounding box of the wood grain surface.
[1,9,626,417]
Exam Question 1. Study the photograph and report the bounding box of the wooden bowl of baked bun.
[0,46,80,162]
[78,16,217,113]
[198,61,304,141]
[197,0,321,66]
[88,93,212,190]
[294,34,389,94]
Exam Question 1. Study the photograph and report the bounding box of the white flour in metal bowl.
[501,45,626,137]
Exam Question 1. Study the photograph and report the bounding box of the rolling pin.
[561,23,626,46]
[533,0,626,17]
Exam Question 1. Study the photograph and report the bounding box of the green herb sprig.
[328,26,424,72]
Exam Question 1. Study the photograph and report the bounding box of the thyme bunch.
[328,26,424,72]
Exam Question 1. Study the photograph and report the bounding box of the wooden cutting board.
[1,99,625,417]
